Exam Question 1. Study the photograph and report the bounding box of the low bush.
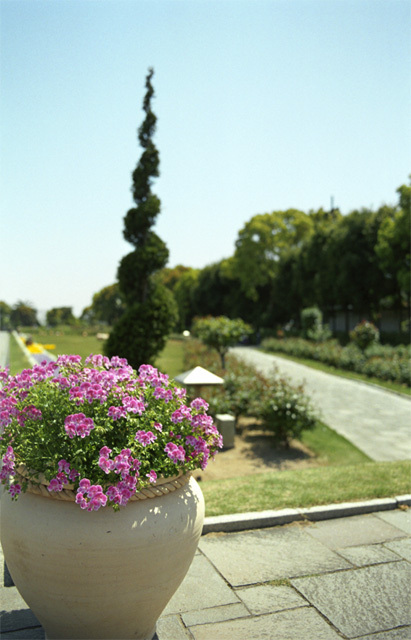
[350,320,380,351]
[183,339,317,446]
[301,306,332,342]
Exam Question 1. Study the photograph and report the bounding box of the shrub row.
[183,339,317,447]
[261,338,411,387]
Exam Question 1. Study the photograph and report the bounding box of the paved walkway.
[231,346,411,462]
[0,332,10,370]
[1,504,410,639]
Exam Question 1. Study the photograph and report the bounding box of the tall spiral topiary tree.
[105,68,177,368]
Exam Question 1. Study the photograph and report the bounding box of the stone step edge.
[202,495,411,534]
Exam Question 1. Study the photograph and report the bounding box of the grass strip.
[260,348,411,397]
[155,338,186,378]
[200,460,411,517]
[8,333,31,375]
[300,421,370,466]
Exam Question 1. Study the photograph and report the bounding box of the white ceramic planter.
[0,474,204,640]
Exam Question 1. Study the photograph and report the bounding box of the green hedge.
[261,337,411,386]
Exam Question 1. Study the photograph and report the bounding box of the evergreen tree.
[105,68,177,367]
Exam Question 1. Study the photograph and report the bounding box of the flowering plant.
[0,355,222,511]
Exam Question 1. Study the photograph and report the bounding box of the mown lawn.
[155,338,186,378]
[201,460,411,516]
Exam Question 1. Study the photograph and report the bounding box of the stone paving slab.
[356,628,411,640]
[156,615,191,640]
[0,586,42,633]
[234,584,308,615]
[162,553,240,615]
[182,602,250,627]
[305,512,407,549]
[384,538,411,562]
[0,332,10,369]
[291,561,411,639]
[198,524,351,586]
[336,543,402,567]
[188,607,342,640]
[376,508,411,534]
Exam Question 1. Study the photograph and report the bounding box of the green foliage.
[350,320,380,351]
[262,336,411,386]
[107,68,175,367]
[81,284,125,326]
[257,376,317,447]
[183,339,317,447]
[301,306,322,334]
[137,180,410,338]
[224,209,314,301]
[0,301,11,330]
[300,307,331,342]
[105,285,177,367]
[192,316,253,368]
[157,265,200,331]
[375,179,411,301]
[46,307,76,327]
[10,301,39,328]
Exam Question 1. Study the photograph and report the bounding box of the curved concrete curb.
[202,494,411,534]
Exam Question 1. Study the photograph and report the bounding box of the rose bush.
[0,354,222,511]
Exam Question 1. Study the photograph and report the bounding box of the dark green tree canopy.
[10,301,39,328]
[46,307,76,327]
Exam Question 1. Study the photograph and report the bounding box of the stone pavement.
[231,346,411,462]
[0,333,10,370]
[1,503,410,639]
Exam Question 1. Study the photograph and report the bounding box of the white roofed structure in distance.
[174,366,224,386]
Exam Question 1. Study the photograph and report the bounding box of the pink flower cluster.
[93,447,145,508]
[0,355,223,511]
[75,479,108,511]
[135,430,157,446]
[0,445,16,481]
[165,442,186,463]
[64,413,95,439]
[0,446,21,498]
[48,459,79,493]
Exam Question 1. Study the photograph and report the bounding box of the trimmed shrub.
[350,320,380,351]
[256,377,317,447]
[300,307,332,342]
[192,316,252,369]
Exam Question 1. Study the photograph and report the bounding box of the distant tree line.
[78,177,410,343]
[157,179,410,337]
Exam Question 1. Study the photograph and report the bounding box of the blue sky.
[1,0,410,319]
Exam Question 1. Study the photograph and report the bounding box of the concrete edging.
[202,494,411,534]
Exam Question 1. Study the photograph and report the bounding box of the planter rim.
[14,465,191,503]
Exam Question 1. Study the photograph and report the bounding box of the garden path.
[0,331,10,369]
[230,346,411,462]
